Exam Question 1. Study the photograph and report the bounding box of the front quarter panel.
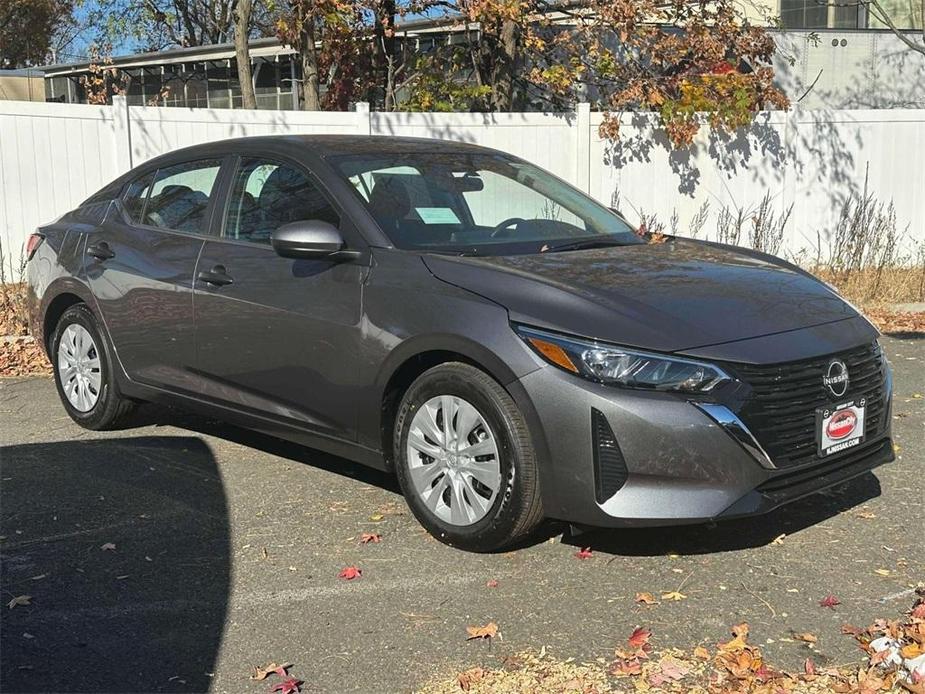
[356,249,545,450]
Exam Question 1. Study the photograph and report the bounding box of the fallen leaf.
[609,658,642,676]
[486,579,499,588]
[627,627,652,649]
[359,533,381,544]
[804,657,816,675]
[820,595,841,608]
[100,542,116,551]
[271,676,302,694]
[635,592,658,605]
[574,547,593,560]
[250,662,292,681]
[855,510,876,519]
[693,645,711,660]
[368,513,385,522]
[7,595,31,609]
[466,622,498,641]
[456,667,484,690]
[338,566,362,580]
[794,632,818,643]
[771,533,786,545]
[661,591,687,601]
[649,655,690,685]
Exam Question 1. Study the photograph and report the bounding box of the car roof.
[148,135,501,162]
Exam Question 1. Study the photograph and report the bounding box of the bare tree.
[863,0,925,56]
[234,0,257,108]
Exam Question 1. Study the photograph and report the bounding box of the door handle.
[197,265,234,287]
[86,241,115,261]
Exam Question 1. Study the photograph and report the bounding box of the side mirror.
[270,220,358,261]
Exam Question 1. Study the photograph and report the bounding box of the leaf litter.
[418,588,925,693]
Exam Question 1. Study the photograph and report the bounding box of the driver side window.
[225,158,339,244]
[463,170,585,230]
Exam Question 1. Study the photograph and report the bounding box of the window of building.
[780,0,862,28]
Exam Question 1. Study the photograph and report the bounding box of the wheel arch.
[371,334,547,472]
[41,282,95,353]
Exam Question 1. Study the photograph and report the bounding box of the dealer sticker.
[816,399,866,457]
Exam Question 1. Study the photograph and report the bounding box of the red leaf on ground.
[804,657,816,675]
[270,676,302,694]
[486,579,499,588]
[574,547,593,560]
[820,595,841,608]
[359,533,381,544]
[338,566,362,580]
[627,627,652,649]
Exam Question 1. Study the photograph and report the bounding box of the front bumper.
[514,365,893,528]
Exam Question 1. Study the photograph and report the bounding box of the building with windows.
[39,2,924,111]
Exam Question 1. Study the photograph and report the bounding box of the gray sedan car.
[25,136,893,551]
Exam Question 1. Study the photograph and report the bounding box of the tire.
[394,362,544,552]
[50,303,136,430]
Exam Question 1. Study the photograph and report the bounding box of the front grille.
[756,438,892,504]
[727,342,888,469]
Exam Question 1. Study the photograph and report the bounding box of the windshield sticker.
[416,207,461,225]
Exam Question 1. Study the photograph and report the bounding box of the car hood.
[422,239,859,353]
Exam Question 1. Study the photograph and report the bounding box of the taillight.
[25,233,44,261]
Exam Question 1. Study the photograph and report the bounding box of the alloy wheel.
[406,395,503,526]
[57,324,102,412]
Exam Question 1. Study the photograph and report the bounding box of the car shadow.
[556,473,882,557]
[0,436,230,693]
[120,403,401,495]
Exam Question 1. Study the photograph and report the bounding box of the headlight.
[515,325,731,392]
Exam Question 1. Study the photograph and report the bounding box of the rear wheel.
[51,303,135,430]
[394,362,543,551]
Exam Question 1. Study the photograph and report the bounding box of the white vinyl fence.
[2,96,923,280]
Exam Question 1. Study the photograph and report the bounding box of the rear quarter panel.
[26,203,109,351]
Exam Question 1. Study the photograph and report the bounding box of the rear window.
[143,160,222,233]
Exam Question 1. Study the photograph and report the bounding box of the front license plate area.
[816,399,866,457]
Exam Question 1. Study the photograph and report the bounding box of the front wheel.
[51,303,136,430]
[393,362,544,552]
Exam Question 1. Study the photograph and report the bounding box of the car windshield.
[327,151,644,255]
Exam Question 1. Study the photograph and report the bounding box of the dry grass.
[0,281,50,377]
[814,267,925,309]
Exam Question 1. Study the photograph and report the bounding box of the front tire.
[51,303,135,430]
[394,362,543,551]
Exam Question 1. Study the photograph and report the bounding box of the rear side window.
[143,159,222,233]
[225,158,339,244]
[121,172,155,223]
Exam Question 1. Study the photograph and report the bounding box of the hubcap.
[57,324,102,413]
[406,395,502,527]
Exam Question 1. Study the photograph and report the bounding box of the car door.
[85,157,227,391]
[192,154,368,441]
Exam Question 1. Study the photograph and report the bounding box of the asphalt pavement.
[1,336,923,693]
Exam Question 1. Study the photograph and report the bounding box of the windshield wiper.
[540,238,630,253]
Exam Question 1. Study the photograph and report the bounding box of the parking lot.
[1,336,923,693]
